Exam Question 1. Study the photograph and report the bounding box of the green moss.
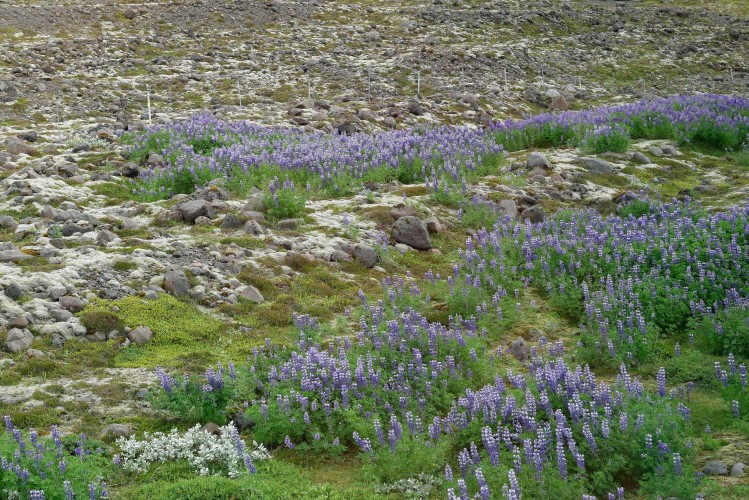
[76,295,242,369]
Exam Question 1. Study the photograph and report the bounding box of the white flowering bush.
[115,423,270,478]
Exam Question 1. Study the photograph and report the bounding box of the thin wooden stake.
[147,86,152,126]
[367,67,372,102]
[56,97,62,142]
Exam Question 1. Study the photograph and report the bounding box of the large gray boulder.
[521,205,546,223]
[0,243,30,263]
[5,328,33,353]
[128,326,153,346]
[351,243,378,268]
[6,137,37,156]
[178,199,212,224]
[507,337,529,361]
[704,460,728,476]
[392,216,432,250]
[527,153,551,169]
[59,296,85,313]
[240,285,264,303]
[100,424,133,442]
[630,152,651,164]
[164,266,190,296]
[578,157,613,174]
[498,199,518,219]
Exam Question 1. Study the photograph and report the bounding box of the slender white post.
[147,86,152,126]
[578,75,583,90]
[56,96,62,142]
[540,68,544,90]
[238,80,242,110]
[367,67,372,102]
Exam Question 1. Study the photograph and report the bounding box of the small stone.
[424,216,443,233]
[631,152,651,164]
[498,199,518,219]
[202,422,221,435]
[731,462,746,477]
[661,144,679,155]
[7,317,29,328]
[5,328,34,353]
[390,206,418,221]
[59,296,85,313]
[147,153,164,165]
[97,230,118,245]
[135,388,149,399]
[4,282,24,300]
[244,220,265,235]
[351,243,377,268]
[240,285,265,303]
[392,216,432,250]
[578,157,614,174]
[164,266,190,296]
[178,199,211,224]
[704,460,729,476]
[100,424,133,442]
[521,205,546,223]
[507,337,529,361]
[221,214,244,230]
[527,152,552,169]
[528,328,545,340]
[0,216,18,231]
[143,290,159,300]
[127,326,153,346]
[277,218,303,230]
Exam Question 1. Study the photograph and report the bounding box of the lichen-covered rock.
[392,216,431,250]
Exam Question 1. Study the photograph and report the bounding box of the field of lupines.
[4,94,749,498]
[125,93,749,205]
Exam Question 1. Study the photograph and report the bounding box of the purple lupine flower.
[445,463,453,481]
[284,436,294,449]
[673,453,683,476]
[64,481,74,500]
[733,400,740,417]
[244,453,256,473]
[656,367,666,397]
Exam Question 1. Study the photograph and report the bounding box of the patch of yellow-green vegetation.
[232,258,378,337]
[638,0,749,15]
[356,205,394,227]
[17,255,65,273]
[112,260,138,272]
[383,231,464,279]
[215,235,267,249]
[0,403,62,430]
[79,295,246,369]
[581,172,631,190]
[90,180,135,203]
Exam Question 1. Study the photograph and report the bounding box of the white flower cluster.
[116,423,270,477]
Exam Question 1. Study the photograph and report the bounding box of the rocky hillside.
[1,0,748,136]
[2,2,749,500]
